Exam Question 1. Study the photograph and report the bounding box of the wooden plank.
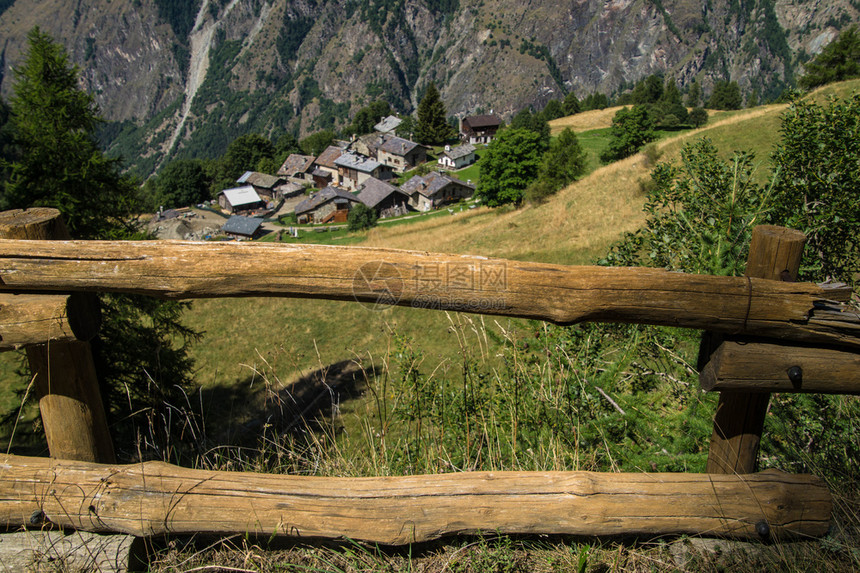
[0,239,856,348]
[0,530,143,573]
[0,209,114,464]
[0,292,100,350]
[0,454,832,543]
[707,225,805,475]
[701,339,860,393]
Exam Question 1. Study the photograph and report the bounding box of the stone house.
[236,171,286,202]
[294,186,362,224]
[334,152,392,191]
[277,154,315,182]
[356,177,411,219]
[400,172,475,212]
[377,136,426,173]
[312,145,345,187]
[438,143,476,169]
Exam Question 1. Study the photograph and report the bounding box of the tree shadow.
[194,358,374,455]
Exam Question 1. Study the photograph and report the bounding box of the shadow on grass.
[194,358,374,456]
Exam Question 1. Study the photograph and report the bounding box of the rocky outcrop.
[0,0,855,175]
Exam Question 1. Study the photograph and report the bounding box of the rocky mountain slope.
[0,0,855,175]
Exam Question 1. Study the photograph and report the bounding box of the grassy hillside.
[184,80,860,395]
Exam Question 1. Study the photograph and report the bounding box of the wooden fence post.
[706,225,806,474]
[0,209,115,463]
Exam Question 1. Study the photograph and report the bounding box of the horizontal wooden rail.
[700,337,860,393]
[0,240,856,348]
[0,455,831,543]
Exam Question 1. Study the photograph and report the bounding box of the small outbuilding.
[221,215,265,240]
[218,186,266,214]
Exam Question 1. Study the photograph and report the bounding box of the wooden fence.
[0,207,857,545]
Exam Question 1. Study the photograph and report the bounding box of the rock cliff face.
[0,0,855,174]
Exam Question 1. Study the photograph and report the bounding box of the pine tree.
[3,27,136,238]
[2,28,198,461]
[415,82,454,145]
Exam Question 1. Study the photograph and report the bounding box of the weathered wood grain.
[0,455,832,543]
[0,209,114,464]
[706,225,805,475]
[0,239,855,348]
[0,530,143,573]
[0,292,100,350]
[700,338,860,393]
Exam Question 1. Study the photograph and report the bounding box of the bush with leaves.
[525,128,586,203]
[599,105,656,164]
[602,137,773,276]
[707,80,742,110]
[347,203,378,231]
[768,94,860,286]
[477,128,547,207]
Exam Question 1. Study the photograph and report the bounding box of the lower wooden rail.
[0,455,831,544]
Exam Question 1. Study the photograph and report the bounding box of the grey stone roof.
[237,171,284,189]
[277,154,315,177]
[444,144,476,161]
[334,152,381,173]
[400,171,475,198]
[374,115,402,133]
[294,186,361,215]
[356,177,408,208]
[314,146,345,169]
[221,215,264,237]
[379,136,420,157]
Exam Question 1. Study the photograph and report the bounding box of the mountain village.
[183,114,503,240]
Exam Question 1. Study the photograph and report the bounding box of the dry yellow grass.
[363,154,651,265]
[548,106,623,134]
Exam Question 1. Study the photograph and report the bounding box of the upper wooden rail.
[0,239,856,348]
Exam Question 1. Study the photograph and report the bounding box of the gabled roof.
[352,132,386,156]
[278,154,315,177]
[334,152,381,173]
[221,186,263,207]
[295,186,361,215]
[278,181,305,196]
[356,177,408,208]
[237,171,284,189]
[444,143,476,161]
[314,146,345,169]
[379,136,421,157]
[374,115,402,133]
[222,215,264,237]
[462,114,502,129]
[400,171,476,198]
